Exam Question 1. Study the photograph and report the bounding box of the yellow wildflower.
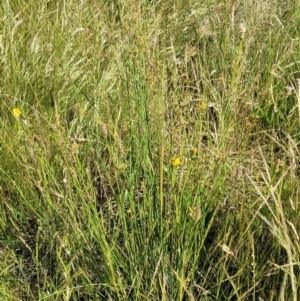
[71,141,78,151]
[190,147,198,157]
[200,103,208,110]
[171,157,181,167]
[12,108,21,119]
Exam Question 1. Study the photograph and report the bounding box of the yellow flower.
[189,147,198,157]
[12,108,21,119]
[171,157,181,167]
[71,141,78,151]
[200,103,208,110]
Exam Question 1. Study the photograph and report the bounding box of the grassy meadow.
[1,0,300,300]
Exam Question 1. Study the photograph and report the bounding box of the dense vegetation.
[0,0,299,300]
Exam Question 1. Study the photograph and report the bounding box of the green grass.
[1,0,300,300]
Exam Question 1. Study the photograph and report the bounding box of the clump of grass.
[1,0,300,300]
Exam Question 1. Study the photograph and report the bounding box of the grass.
[0,0,300,300]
